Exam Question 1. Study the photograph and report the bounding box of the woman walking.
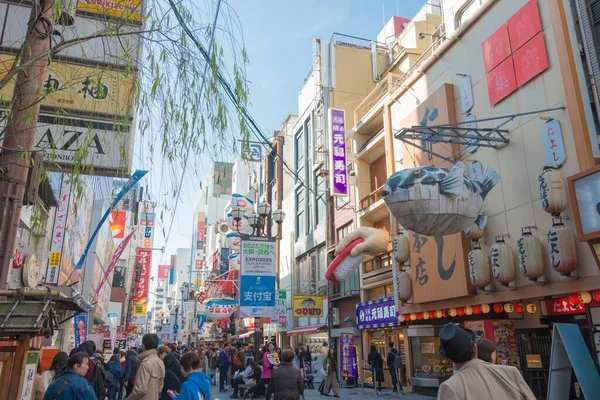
[106,355,124,400]
[321,348,340,397]
[161,353,185,400]
[368,345,385,396]
[41,351,69,391]
[207,348,218,386]
[43,352,97,400]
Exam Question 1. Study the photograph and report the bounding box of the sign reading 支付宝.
[240,237,276,318]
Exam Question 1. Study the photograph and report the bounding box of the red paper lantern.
[568,293,581,306]
[429,311,436,319]
[473,305,482,315]
[416,313,423,320]
[457,307,465,316]
[493,303,504,313]
[514,303,524,313]
[593,290,600,302]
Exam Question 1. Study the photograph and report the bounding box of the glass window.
[336,195,350,209]
[296,188,305,236]
[316,173,326,225]
[295,129,305,182]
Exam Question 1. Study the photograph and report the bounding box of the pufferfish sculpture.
[382,162,500,236]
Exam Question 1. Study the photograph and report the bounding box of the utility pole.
[0,0,54,289]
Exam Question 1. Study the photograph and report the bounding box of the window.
[296,187,305,236]
[295,129,305,182]
[337,222,354,243]
[365,284,394,301]
[294,246,326,295]
[316,173,326,225]
[336,195,350,209]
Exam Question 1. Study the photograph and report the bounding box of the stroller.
[303,361,314,389]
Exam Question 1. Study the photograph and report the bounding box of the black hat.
[439,323,476,360]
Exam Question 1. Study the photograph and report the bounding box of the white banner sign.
[240,237,276,318]
[45,177,71,285]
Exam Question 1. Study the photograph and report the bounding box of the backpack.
[232,350,242,368]
[89,358,107,399]
[128,356,140,384]
[391,351,401,370]
[104,364,115,387]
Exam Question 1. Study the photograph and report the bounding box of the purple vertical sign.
[329,108,348,196]
[340,333,357,379]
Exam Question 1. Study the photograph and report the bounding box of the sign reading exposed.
[292,295,324,317]
[240,237,276,318]
[328,108,348,196]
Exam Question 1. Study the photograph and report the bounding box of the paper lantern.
[538,167,568,215]
[493,303,504,313]
[383,162,500,236]
[396,270,413,302]
[398,315,406,323]
[422,312,429,320]
[457,307,465,316]
[463,306,472,316]
[593,290,600,302]
[409,313,417,321]
[547,221,577,276]
[473,305,482,315]
[203,298,236,320]
[464,215,487,240]
[481,304,491,314]
[514,303,525,313]
[229,253,241,271]
[568,293,581,306]
[230,193,255,215]
[491,237,515,286]
[578,292,592,304]
[449,308,457,317]
[416,313,423,320]
[469,242,491,289]
[526,303,537,314]
[395,234,410,264]
[504,303,515,313]
[517,228,544,281]
[429,311,436,319]
[435,310,443,318]
[226,233,242,251]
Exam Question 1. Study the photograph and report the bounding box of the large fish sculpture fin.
[475,215,488,230]
[440,162,467,196]
[478,166,501,199]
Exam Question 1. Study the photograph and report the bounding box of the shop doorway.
[517,329,551,400]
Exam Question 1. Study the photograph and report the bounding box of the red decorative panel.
[482,23,511,72]
[486,57,517,106]
[507,0,542,51]
[513,32,549,87]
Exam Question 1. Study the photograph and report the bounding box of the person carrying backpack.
[107,355,124,400]
[124,349,140,397]
[232,343,246,374]
[77,341,106,400]
[387,341,402,394]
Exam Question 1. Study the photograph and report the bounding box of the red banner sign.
[545,297,586,316]
[158,264,170,280]
[109,210,127,239]
[134,249,152,304]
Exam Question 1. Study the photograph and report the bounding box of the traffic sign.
[172,324,179,330]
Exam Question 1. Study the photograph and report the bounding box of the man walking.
[387,341,401,393]
[219,342,232,392]
[269,350,304,400]
[437,324,535,400]
[129,333,166,400]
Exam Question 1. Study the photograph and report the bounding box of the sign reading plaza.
[240,237,276,318]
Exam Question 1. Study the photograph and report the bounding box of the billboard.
[240,237,276,318]
[0,54,134,116]
[292,295,324,317]
[77,0,143,21]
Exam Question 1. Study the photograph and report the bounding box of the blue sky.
[149,0,429,275]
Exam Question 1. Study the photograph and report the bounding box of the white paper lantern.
[396,270,413,302]
[517,229,544,281]
[229,253,241,271]
[491,237,515,286]
[538,168,568,215]
[547,220,577,276]
[468,243,491,289]
[230,193,254,216]
[395,234,410,264]
[226,233,241,251]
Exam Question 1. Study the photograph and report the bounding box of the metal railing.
[359,185,385,211]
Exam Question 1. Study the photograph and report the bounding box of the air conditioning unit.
[332,308,340,326]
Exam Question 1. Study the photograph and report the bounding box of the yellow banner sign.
[293,295,324,317]
[132,304,147,315]
[0,54,134,117]
[77,0,142,21]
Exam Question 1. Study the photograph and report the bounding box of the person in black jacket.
[161,352,184,400]
[368,345,384,396]
[243,361,264,399]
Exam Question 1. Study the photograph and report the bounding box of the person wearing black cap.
[437,323,535,400]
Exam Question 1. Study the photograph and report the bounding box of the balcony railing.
[363,250,394,274]
[360,185,385,211]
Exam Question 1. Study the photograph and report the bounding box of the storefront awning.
[286,325,327,337]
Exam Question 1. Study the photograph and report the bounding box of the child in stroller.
[304,361,314,389]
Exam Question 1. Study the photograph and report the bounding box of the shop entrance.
[516,329,552,400]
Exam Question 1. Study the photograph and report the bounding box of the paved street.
[209,387,434,400]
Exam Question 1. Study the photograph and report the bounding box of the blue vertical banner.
[74,312,88,348]
[239,237,276,318]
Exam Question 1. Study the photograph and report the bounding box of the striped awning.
[286,325,327,337]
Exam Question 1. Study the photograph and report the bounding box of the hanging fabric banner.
[95,229,135,296]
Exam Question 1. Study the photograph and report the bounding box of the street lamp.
[232,201,285,360]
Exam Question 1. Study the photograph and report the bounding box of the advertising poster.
[74,313,88,348]
[340,333,357,379]
[109,210,127,239]
[240,237,276,318]
[492,320,520,368]
[292,295,324,317]
[45,176,71,285]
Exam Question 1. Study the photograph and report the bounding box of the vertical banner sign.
[108,210,127,239]
[75,170,148,270]
[340,333,357,379]
[158,265,171,280]
[134,249,152,304]
[45,176,71,285]
[74,313,88,348]
[195,212,206,270]
[95,230,135,295]
[328,108,348,196]
[18,352,39,400]
[240,237,276,318]
[108,312,118,351]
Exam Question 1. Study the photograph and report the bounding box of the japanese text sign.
[482,23,511,72]
[292,295,324,317]
[507,0,542,51]
[542,119,566,166]
[513,32,548,87]
[74,312,88,348]
[45,177,71,286]
[546,297,586,316]
[340,333,357,379]
[486,56,517,106]
[133,249,152,304]
[158,264,170,280]
[77,0,142,21]
[18,352,39,400]
[356,298,398,329]
[459,75,474,113]
[240,237,276,318]
[328,108,348,196]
